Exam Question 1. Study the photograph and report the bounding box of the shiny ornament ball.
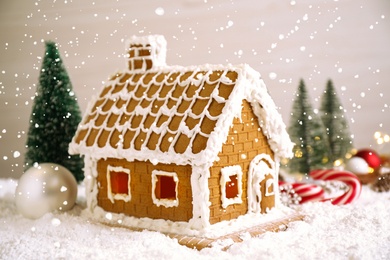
[15,163,78,219]
[345,157,370,174]
[355,149,381,169]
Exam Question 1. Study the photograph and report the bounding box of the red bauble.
[355,149,381,169]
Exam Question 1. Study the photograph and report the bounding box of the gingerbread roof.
[69,36,293,166]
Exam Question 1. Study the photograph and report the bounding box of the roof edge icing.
[69,63,293,164]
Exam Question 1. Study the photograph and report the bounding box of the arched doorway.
[247,154,276,213]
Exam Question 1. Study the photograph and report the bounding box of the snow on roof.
[69,36,293,165]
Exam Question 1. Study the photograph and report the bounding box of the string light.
[374,131,390,145]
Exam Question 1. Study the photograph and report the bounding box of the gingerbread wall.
[96,158,193,222]
[95,101,275,225]
[208,100,274,224]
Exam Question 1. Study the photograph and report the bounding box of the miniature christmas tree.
[320,79,353,163]
[24,41,84,182]
[288,79,331,175]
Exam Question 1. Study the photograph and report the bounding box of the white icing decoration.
[247,154,275,214]
[126,35,167,72]
[151,170,179,208]
[265,178,275,197]
[78,156,100,214]
[220,165,243,208]
[189,163,212,230]
[68,63,293,166]
[106,166,131,203]
[68,35,293,231]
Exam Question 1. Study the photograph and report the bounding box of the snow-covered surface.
[1,178,389,259]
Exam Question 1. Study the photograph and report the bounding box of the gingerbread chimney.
[126,35,167,71]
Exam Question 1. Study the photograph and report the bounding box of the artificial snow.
[1,178,389,259]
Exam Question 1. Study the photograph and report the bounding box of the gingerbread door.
[247,154,276,213]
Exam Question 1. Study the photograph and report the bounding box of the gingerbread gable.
[69,36,292,166]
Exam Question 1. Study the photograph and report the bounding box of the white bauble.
[345,157,370,174]
[15,163,78,219]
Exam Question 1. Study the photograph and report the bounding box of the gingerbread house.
[69,35,293,231]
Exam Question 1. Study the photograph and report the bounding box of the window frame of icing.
[220,165,243,208]
[265,177,275,197]
[151,170,179,208]
[107,165,131,203]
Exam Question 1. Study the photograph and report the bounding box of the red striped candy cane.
[310,169,362,205]
[279,182,325,205]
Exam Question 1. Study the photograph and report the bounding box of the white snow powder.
[0,179,389,259]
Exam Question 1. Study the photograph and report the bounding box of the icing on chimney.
[126,35,167,72]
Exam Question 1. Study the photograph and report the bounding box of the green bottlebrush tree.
[320,79,353,163]
[288,79,331,175]
[24,41,84,182]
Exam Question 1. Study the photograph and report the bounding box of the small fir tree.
[288,79,331,175]
[25,41,84,182]
[320,79,353,163]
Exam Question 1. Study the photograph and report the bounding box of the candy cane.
[279,182,325,205]
[310,169,362,205]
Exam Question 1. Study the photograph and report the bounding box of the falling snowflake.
[155,7,165,16]
[13,151,20,158]
[269,72,277,80]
